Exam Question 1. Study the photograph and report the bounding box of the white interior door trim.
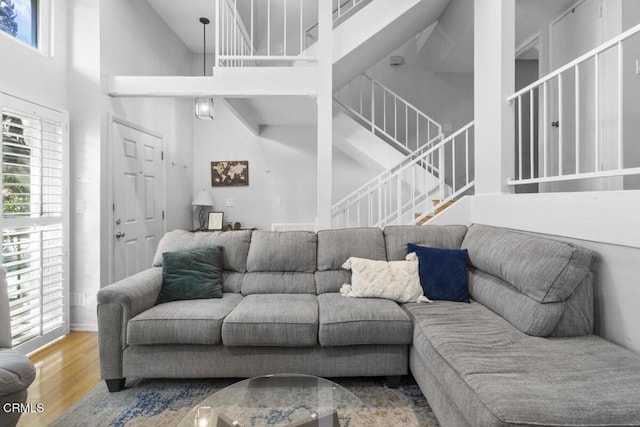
[515,32,541,60]
[107,113,167,286]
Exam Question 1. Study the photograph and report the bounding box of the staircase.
[414,199,457,225]
[318,2,472,228]
[334,73,442,156]
[331,121,475,228]
[214,0,471,228]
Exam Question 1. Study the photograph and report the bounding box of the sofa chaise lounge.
[97,224,640,426]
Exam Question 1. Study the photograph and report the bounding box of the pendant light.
[195,17,214,120]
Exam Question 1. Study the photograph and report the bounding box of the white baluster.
[267,0,271,56]
[575,64,580,174]
[530,89,535,179]
[215,0,220,67]
[618,41,624,170]
[558,73,564,176]
[543,81,548,178]
[518,95,523,180]
[465,129,469,185]
[371,79,375,132]
[595,53,599,172]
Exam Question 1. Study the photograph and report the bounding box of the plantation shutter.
[1,94,69,354]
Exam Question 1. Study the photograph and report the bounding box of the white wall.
[193,101,317,230]
[431,191,640,354]
[360,35,476,196]
[67,0,102,331]
[67,0,195,330]
[622,0,640,189]
[365,37,474,135]
[101,0,194,232]
[0,0,68,109]
[192,100,383,230]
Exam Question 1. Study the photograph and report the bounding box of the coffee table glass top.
[177,374,378,427]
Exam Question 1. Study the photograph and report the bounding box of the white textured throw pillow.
[340,253,431,303]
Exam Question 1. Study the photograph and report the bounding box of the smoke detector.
[390,56,404,66]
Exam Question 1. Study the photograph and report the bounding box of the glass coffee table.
[177,374,378,427]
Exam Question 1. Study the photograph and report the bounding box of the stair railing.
[333,0,368,22]
[334,73,442,155]
[305,0,373,46]
[507,22,640,187]
[215,0,318,67]
[331,121,474,228]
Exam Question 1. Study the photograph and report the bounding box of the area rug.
[50,376,439,426]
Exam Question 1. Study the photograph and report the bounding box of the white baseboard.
[71,323,98,332]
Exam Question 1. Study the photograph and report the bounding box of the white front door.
[111,118,165,282]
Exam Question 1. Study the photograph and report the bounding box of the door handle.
[551,121,560,128]
[115,232,126,239]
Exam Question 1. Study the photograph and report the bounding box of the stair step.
[431,199,456,215]
[415,199,457,225]
[414,213,433,226]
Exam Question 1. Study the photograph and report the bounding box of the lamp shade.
[195,98,214,120]
[192,189,214,207]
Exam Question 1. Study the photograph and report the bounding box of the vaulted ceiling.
[147,0,575,65]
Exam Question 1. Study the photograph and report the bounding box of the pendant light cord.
[199,17,210,76]
[203,21,206,76]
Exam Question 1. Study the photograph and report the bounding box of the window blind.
[1,96,68,353]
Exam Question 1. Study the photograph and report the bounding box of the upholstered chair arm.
[96,267,163,383]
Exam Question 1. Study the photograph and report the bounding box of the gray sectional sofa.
[97,224,640,426]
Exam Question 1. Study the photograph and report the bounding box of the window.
[0,0,38,48]
[1,93,68,354]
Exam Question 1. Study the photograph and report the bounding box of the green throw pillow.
[157,246,224,304]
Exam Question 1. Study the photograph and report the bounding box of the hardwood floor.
[17,332,102,427]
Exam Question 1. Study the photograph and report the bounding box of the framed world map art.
[211,161,249,186]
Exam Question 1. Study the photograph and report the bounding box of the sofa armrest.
[97,267,163,315]
[96,267,163,380]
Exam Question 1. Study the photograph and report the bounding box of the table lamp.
[192,189,214,230]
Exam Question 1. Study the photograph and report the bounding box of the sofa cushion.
[241,272,316,295]
[317,228,387,271]
[153,229,252,273]
[339,254,429,303]
[222,294,318,347]
[318,293,412,346]
[246,231,317,273]
[128,293,243,345]
[315,228,387,294]
[550,273,594,337]
[315,270,352,295]
[157,247,224,304]
[469,269,565,336]
[0,349,36,395]
[405,301,640,426]
[384,225,468,261]
[462,224,593,303]
[222,271,244,293]
[409,244,470,303]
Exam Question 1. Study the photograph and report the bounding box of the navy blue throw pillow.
[407,244,470,303]
[157,246,224,304]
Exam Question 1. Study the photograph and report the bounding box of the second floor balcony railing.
[215,0,319,67]
[215,0,372,67]
[507,22,640,188]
